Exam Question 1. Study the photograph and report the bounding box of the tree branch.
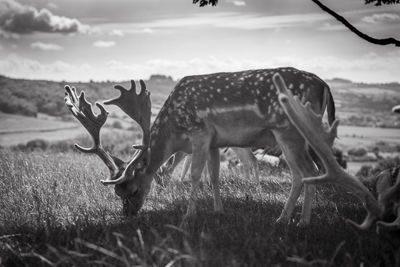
[312,0,400,46]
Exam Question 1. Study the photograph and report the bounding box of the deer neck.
[144,112,175,175]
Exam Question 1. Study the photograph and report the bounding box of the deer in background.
[273,73,400,230]
[65,67,335,225]
[163,147,260,183]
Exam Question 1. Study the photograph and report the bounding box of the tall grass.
[0,149,399,266]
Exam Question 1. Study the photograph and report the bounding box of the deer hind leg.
[233,147,259,183]
[207,148,223,212]
[272,127,318,225]
[202,161,210,183]
[249,152,260,183]
[186,135,211,217]
[181,155,192,181]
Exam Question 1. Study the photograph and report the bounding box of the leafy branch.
[192,0,400,47]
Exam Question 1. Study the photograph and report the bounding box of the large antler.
[375,168,400,229]
[64,85,126,184]
[102,80,152,185]
[104,80,151,147]
[272,73,383,230]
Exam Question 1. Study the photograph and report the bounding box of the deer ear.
[135,149,150,170]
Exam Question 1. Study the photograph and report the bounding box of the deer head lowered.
[65,81,152,215]
[65,67,338,225]
[273,73,400,230]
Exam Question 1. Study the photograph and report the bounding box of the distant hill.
[326,77,353,84]
[0,74,177,118]
[0,74,399,127]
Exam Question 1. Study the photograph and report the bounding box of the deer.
[164,147,259,182]
[64,67,336,225]
[272,73,400,230]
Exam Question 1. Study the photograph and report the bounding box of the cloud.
[93,40,116,48]
[0,28,19,39]
[131,12,329,31]
[0,0,89,34]
[361,13,400,24]
[1,52,398,83]
[104,52,400,83]
[317,22,346,31]
[47,2,58,10]
[0,54,71,79]
[31,42,63,51]
[226,0,246,6]
[109,29,124,37]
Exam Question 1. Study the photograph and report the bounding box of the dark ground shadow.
[2,194,399,267]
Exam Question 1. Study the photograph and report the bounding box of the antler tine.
[64,85,122,183]
[378,171,400,205]
[272,73,382,229]
[376,205,400,230]
[103,79,151,149]
[101,148,146,185]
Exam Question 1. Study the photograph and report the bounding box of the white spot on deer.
[196,104,265,119]
[256,89,260,95]
[223,97,228,102]
[217,89,221,93]
[300,83,305,89]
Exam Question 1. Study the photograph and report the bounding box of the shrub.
[356,156,400,180]
[0,90,38,116]
[26,139,49,151]
[348,147,367,157]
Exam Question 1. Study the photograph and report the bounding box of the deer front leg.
[208,148,223,212]
[186,136,210,217]
[301,184,316,225]
[273,128,318,225]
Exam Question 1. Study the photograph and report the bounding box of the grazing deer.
[65,67,335,225]
[273,73,400,230]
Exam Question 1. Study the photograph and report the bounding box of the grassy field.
[1,149,399,267]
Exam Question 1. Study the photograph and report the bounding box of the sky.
[0,0,399,83]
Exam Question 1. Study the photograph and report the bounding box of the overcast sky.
[0,0,399,83]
